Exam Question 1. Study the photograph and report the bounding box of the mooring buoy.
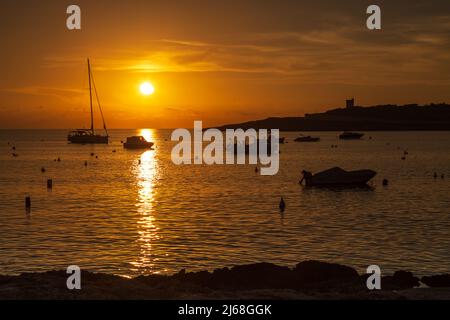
[279,197,286,212]
[25,196,31,209]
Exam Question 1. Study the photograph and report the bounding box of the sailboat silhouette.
[68,59,109,144]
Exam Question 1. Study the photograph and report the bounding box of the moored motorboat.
[123,136,154,149]
[339,132,364,140]
[300,167,376,187]
[295,136,320,142]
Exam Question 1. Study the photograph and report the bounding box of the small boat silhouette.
[300,167,376,187]
[339,132,364,140]
[123,136,154,149]
[68,59,109,144]
[295,136,320,142]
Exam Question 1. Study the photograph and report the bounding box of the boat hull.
[339,132,364,140]
[305,167,376,187]
[123,143,154,149]
[295,137,320,142]
[68,135,109,144]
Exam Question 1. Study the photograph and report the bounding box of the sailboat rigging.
[68,59,109,144]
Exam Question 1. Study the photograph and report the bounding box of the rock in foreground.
[0,261,449,300]
[421,274,450,288]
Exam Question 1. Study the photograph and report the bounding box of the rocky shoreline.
[1,261,449,300]
[213,104,450,131]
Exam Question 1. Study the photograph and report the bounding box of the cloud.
[0,86,85,104]
[37,6,450,87]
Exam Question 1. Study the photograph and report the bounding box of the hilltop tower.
[346,98,355,109]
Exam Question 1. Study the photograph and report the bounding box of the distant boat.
[295,136,320,142]
[123,136,154,149]
[339,132,364,140]
[68,59,109,144]
[300,167,376,187]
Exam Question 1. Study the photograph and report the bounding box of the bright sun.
[140,82,155,96]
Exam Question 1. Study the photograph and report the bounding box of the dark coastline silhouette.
[1,260,449,299]
[215,103,450,131]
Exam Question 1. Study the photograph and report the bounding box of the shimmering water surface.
[0,130,449,276]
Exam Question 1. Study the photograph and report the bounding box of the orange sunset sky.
[1,0,450,129]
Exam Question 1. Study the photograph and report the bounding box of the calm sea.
[0,129,449,277]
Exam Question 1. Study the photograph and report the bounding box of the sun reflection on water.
[140,128,153,142]
[130,129,161,274]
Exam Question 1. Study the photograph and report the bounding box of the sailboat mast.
[87,59,94,134]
